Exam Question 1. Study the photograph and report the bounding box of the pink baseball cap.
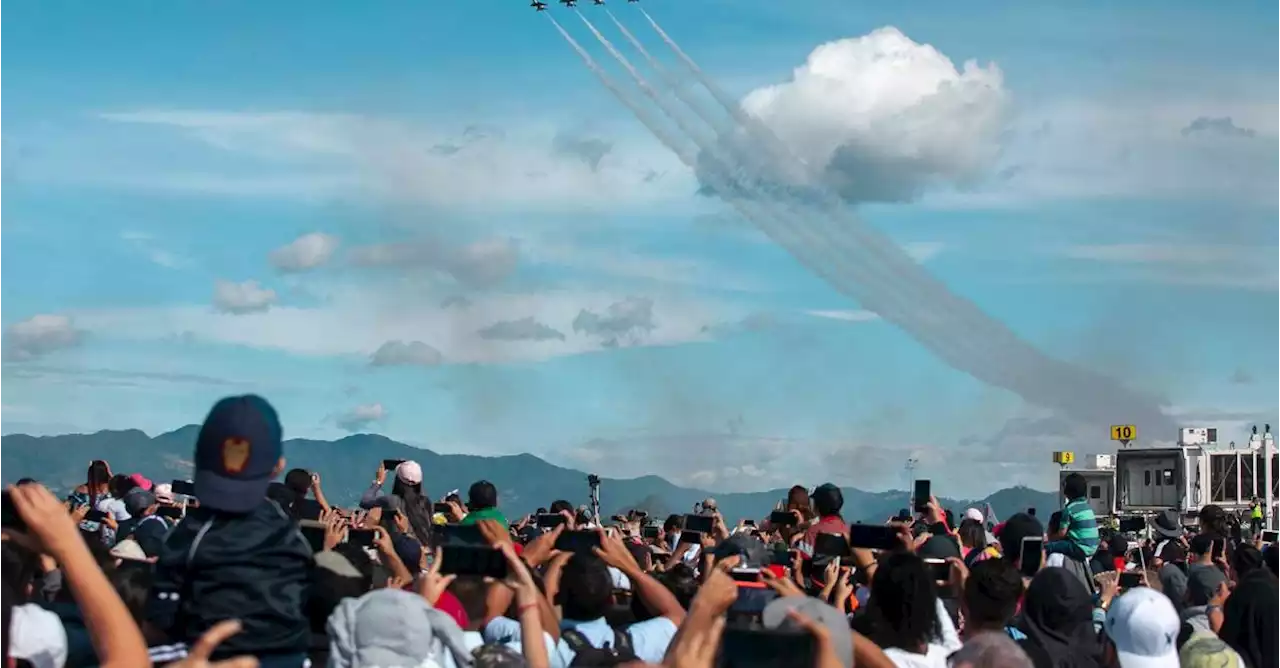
[129,474,153,491]
[395,461,423,485]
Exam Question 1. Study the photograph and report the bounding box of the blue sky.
[3,0,1276,497]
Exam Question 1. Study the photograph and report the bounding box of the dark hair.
[811,484,843,517]
[1,541,40,604]
[86,460,111,508]
[1230,544,1264,579]
[284,469,312,496]
[452,577,492,631]
[663,514,683,533]
[787,486,814,518]
[997,513,1044,564]
[308,567,370,633]
[14,478,37,486]
[468,481,498,511]
[557,554,613,622]
[1199,505,1228,536]
[957,519,986,550]
[108,474,137,500]
[1189,533,1214,557]
[1062,473,1087,501]
[963,558,1024,630]
[390,480,434,548]
[1046,511,1064,537]
[869,552,942,651]
[109,563,153,624]
[549,500,574,515]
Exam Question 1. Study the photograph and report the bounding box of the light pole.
[905,457,919,510]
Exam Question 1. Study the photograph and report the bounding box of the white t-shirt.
[9,603,68,668]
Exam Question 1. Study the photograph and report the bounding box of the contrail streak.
[623,8,1174,433]
[559,11,1173,432]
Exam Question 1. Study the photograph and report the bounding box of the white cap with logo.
[1105,587,1180,668]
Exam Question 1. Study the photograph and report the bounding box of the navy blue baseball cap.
[193,394,283,513]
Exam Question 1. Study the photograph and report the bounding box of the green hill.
[0,427,1057,523]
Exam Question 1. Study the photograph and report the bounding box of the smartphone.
[1,491,25,532]
[555,530,602,554]
[156,506,184,520]
[296,499,323,521]
[439,545,508,579]
[631,510,648,520]
[348,528,376,548]
[641,526,660,540]
[924,558,950,583]
[300,524,327,553]
[813,532,851,558]
[684,514,714,534]
[432,502,451,515]
[1261,530,1279,543]
[1118,571,1143,588]
[742,519,756,527]
[434,523,487,547]
[1118,517,1144,533]
[913,480,931,514]
[729,568,761,583]
[848,524,898,551]
[1019,536,1044,577]
[170,480,196,497]
[382,459,406,472]
[1211,538,1225,561]
[678,529,703,545]
[718,625,816,668]
[85,509,108,523]
[536,513,567,529]
[770,510,797,526]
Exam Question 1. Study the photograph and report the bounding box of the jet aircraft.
[560,0,578,6]
[592,0,605,5]
[531,0,548,10]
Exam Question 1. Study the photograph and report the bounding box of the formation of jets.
[533,0,636,10]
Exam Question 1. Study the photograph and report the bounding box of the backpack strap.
[612,629,634,656]
[560,629,592,653]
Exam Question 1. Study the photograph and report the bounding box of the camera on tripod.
[587,474,601,488]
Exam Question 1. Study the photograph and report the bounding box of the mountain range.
[0,427,1058,523]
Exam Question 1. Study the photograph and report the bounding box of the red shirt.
[804,514,849,549]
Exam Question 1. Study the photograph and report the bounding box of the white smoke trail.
[623,9,1174,432]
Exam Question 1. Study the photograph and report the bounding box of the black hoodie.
[146,498,313,659]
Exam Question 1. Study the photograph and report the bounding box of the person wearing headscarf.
[1216,570,1278,668]
[327,588,475,668]
[1016,568,1104,668]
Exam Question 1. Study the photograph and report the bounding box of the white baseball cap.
[964,507,985,522]
[1105,587,1180,668]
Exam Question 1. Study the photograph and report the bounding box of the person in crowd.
[459,480,508,530]
[1016,567,1104,667]
[1248,496,1263,538]
[1181,544,1229,641]
[1216,569,1278,668]
[803,483,850,548]
[361,460,435,547]
[1044,473,1099,594]
[948,632,1033,668]
[147,394,313,668]
[863,550,962,666]
[995,512,1043,581]
[961,558,1026,641]
[958,519,998,567]
[1196,504,1234,566]
[1102,586,1180,668]
[118,487,167,558]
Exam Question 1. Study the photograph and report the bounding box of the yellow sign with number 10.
[1110,425,1136,443]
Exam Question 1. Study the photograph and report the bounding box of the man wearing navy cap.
[146,395,312,668]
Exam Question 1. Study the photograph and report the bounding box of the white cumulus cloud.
[370,340,444,367]
[730,26,1008,203]
[212,280,277,314]
[270,232,339,272]
[335,403,387,432]
[2,315,85,361]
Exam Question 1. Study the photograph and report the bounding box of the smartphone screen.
[718,625,816,668]
[300,525,327,553]
[432,502,451,515]
[347,529,376,548]
[170,480,196,497]
[85,509,108,523]
[924,558,950,583]
[913,480,931,513]
[554,530,602,554]
[729,568,761,583]
[641,526,660,540]
[1019,536,1044,576]
[1262,530,1279,543]
[742,519,756,527]
[848,524,898,550]
[536,513,567,529]
[1119,572,1144,589]
[813,532,850,558]
[684,514,714,534]
[770,510,797,526]
[382,459,406,472]
[678,529,703,545]
[438,545,508,578]
[156,506,184,520]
